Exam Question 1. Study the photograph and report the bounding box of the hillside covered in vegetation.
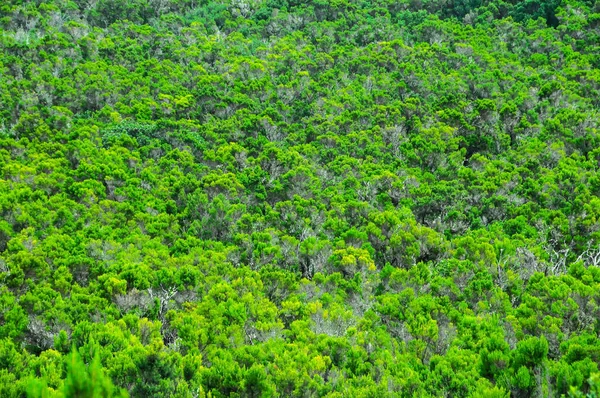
[1,0,600,396]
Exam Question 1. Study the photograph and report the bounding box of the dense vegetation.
[1,0,600,396]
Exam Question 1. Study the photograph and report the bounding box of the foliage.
[0,0,600,396]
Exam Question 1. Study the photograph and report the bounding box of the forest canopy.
[1,0,600,396]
